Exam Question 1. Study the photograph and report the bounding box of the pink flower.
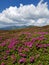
[3,55,7,60]
[30,56,35,63]
[19,58,26,63]
[8,38,18,49]
[43,44,47,48]
[36,43,43,48]
[47,44,49,46]
[18,46,23,52]
[1,42,6,47]
[37,44,43,48]
[24,41,33,48]
[38,32,48,35]
[0,58,2,60]
[31,38,36,42]
[36,43,49,49]
[19,53,27,57]
[6,50,10,54]
[24,48,29,52]
[11,54,16,60]
[13,47,16,50]
[37,35,45,41]
[11,54,16,63]
[1,62,5,65]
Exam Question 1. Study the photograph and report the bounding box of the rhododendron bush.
[0,27,49,65]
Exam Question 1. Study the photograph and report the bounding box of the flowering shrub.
[30,56,35,63]
[1,62,5,65]
[19,58,26,63]
[0,30,49,65]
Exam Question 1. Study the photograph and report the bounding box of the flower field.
[0,26,49,65]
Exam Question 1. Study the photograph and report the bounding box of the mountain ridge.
[0,25,49,30]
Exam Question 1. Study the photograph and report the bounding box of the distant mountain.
[0,25,49,30]
[0,25,29,30]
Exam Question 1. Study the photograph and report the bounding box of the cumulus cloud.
[0,0,49,27]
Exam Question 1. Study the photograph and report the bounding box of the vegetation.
[0,26,49,65]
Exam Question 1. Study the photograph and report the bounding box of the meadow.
[0,26,49,65]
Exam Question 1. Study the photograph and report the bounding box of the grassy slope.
[0,25,49,65]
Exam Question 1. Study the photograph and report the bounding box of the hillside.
[0,25,49,65]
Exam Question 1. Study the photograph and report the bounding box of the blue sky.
[0,0,49,28]
[0,0,49,12]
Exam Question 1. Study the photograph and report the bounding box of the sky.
[0,0,49,28]
[0,0,40,12]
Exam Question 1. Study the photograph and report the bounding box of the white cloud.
[0,0,49,27]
